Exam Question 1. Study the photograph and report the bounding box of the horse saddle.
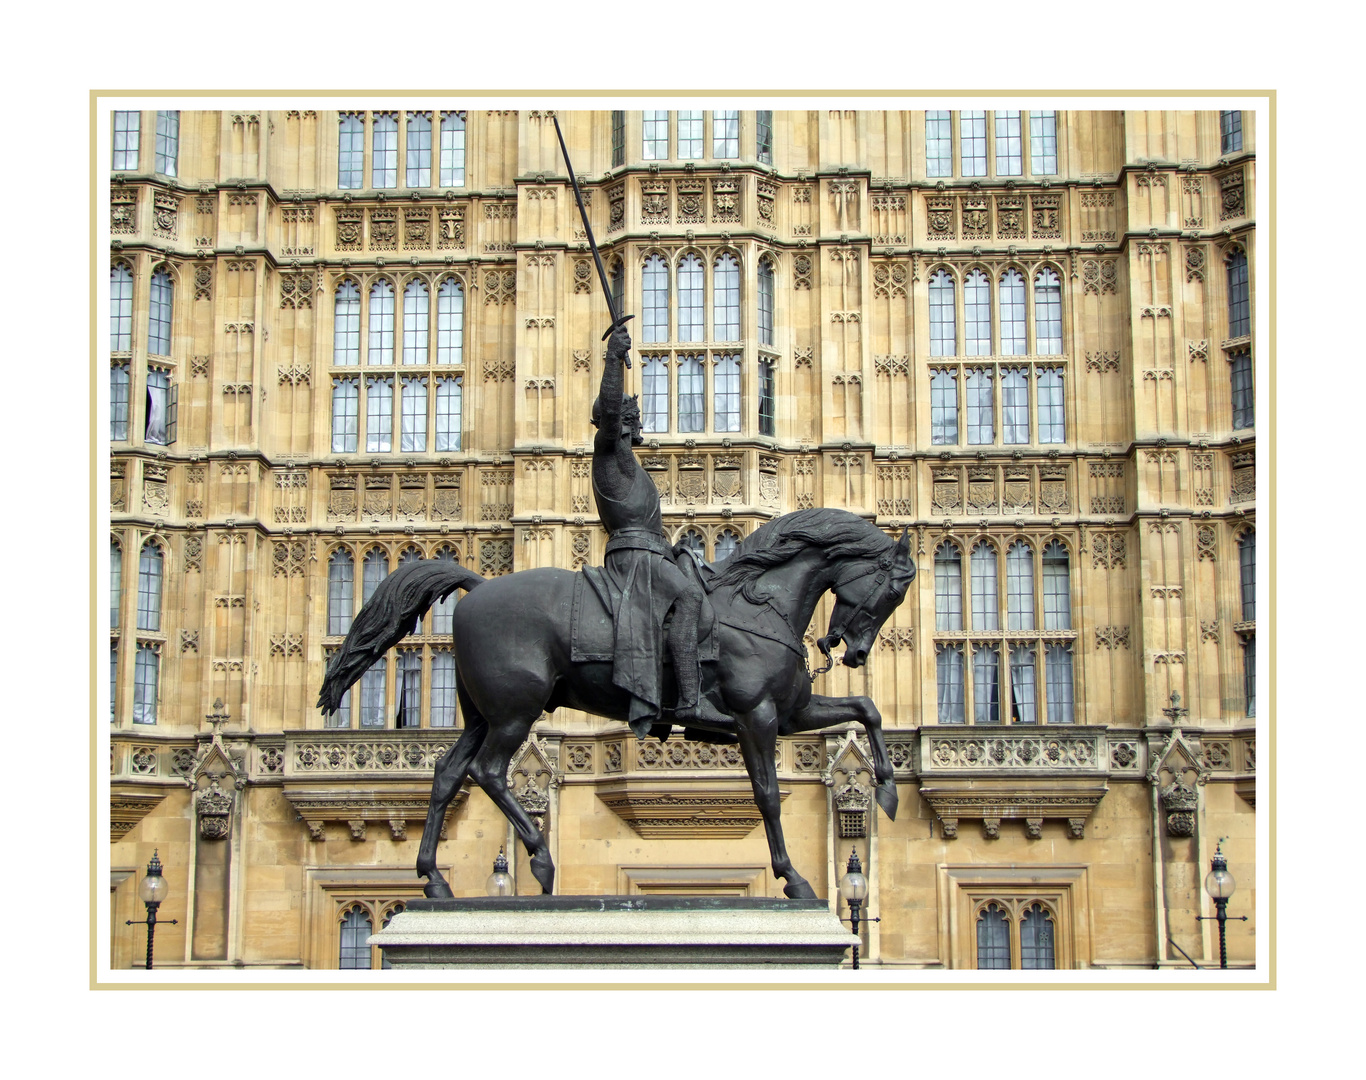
[570,555,719,664]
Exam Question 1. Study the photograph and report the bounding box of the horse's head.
[819,528,915,668]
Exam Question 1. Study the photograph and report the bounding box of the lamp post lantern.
[485,848,514,897]
[837,846,879,970]
[1196,838,1248,969]
[125,850,178,970]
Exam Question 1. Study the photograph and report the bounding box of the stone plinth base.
[372,896,856,969]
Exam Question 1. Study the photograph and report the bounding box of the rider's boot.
[670,593,731,727]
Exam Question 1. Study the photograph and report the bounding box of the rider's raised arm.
[593,325,631,458]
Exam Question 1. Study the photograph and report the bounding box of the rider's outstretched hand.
[608,325,632,365]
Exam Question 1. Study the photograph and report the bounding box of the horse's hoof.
[784,880,818,900]
[876,778,899,821]
[424,879,455,900]
[530,857,555,895]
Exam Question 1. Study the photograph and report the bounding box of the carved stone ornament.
[1159,776,1198,836]
[195,776,235,840]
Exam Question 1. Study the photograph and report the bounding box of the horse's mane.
[708,508,893,603]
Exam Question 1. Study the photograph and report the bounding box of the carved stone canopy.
[919,778,1108,840]
[282,783,467,842]
[110,783,169,842]
[597,779,786,839]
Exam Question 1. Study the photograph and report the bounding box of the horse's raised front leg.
[416,714,488,898]
[737,699,816,900]
[780,694,898,821]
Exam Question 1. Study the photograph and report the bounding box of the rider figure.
[591,324,731,739]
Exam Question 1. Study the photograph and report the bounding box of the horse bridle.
[810,553,896,679]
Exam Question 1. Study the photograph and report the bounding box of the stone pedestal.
[371,896,857,969]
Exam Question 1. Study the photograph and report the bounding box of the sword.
[552,113,633,366]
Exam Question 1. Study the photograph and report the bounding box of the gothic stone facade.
[107,107,1257,971]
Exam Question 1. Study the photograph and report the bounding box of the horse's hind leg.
[467,712,555,894]
[737,698,816,900]
[415,705,488,899]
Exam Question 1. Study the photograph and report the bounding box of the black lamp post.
[1196,839,1247,969]
[125,850,178,970]
[837,847,880,970]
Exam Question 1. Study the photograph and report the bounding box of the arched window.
[399,548,423,635]
[372,112,398,188]
[379,903,406,969]
[976,903,1011,969]
[1001,368,1029,445]
[642,255,669,344]
[366,376,393,452]
[338,112,364,189]
[1227,250,1250,337]
[431,547,459,637]
[133,644,159,725]
[937,644,965,724]
[328,550,355,635]
[1244,636,1255,718]
[368,281,395,365]
[111,263,133,351]
[1239,532,1255,622]
[1042,541,1071,630]
[334,281,360,365]
[331,377,359,453]
[402,281,429,364]
[1020,903,1056,969]
[362,548,389,605]
[970,542,998,631]
[714,529,740,563]
[714,355,741,432]
[678,529,705,564]
[154,110,179,176]
[136,541,163,632]
[758,259,775,347]
[975,899,1057,969]
[610,259,624,318]
[339,905,373,969]
[934,544,962,632]
[111,641,119,723]
[964,269,991,356]
[435,375,462,450]
[440,111,466,187]
[641,357,669,433]
[111,363,130,441]
[757,110,773,164]
[678,355,704,433]
[999,269,1025,355]
[713,254,740,341]
[678,254,704,342]
[1006,541,1034,631]
[929,270,956,357]
[758,357,776,438]
[1231,352,1254,430]
[1034,269,1062,355]
[148,268,173,356]
[145,368,171,446]
[406,111,432,187]
[436,279,464,365]
[111,539,122,629]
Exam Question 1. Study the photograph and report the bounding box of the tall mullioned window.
[678,254,704,342]
[1000,270,1026,356]
[960,110,987,177]
[154,111,179,176]
[145,369,171,445]
[935,544,963,632]
[111,264,133,351]
[931,370,958,444]
[338,112,364,189]
[1231,351,1253,429]
[643,254,669,344]
[328,550,355,635]
[440,111,466,187]
[1220,110,1243,154]
[713,110,739,158]
[148,269,173,356]
[137,542,163,632]
[371,112,398,188]
[111,364,130,440]
[113,111,140,170]
[964,270,991,356]
[611,110,625,167]
[642,357,669,433]
[678,355,704,433]
[369,281,395,365]
[133,644,159,725]
[757,110,773,164]
[1034,269,1063,354]
[926,110,952,178]
[994,110,1022,175]
[435,376,462,451]
[334,282,360,364]
[929,271,956,356]
[1227,250,1250,337]
[111,540,122,630]
[1030,111,1057,175]
[758,260,775,347]
[366,377,393,452]
[1239,532,1255,622]
[406,112,431,187]
[713,254,740,341]
[643,110,668,159]
[332,378,359,452]
[400,376,427,452]
[966,369,993,445]
[437,279,464,364]
[759,358,776,437]
[402,281,429,364]
[714,355,741,432]
[678,111,703,158]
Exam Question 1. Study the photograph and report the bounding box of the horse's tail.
[316,560,484,715]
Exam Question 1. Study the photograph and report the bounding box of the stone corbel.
[920,779,1108,841]
[283,784,467,842]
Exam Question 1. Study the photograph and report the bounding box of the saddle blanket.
[570,565,719,665]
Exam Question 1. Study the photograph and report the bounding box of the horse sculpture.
[317,507,915,901]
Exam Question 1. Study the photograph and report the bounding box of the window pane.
[363,549,388,604]
[758,261,775,347]
[926,110,952,178]
[366,377,393,452]
[145,369,170,446]
[1220,110,1243,155]
[133,645,159,725]
[401,376,427,452]
[339,907,372,969]
[1227,252,1250,337]
[1045,645,1074,724]
[1002,368,1029,445]
[338,112,364,189]
[1006,542,1034,631]
[678,111,703,159]
[328,550,355,635]
[372,112,397,188]
[960,110,986,177]
[406,111,431,187]
[439,111,466,187]
[332,378,359,453]
[995,110,1022,176]
[1037,367,1065,443]
[111,541,122,630]
[1034,268,1063,355]
[1042,541,1071,629]
[1231,353,1254,429]
[1009,644,1037,724]
[397,650,422,728]
[431,547,459,635]
[756,110,773,164]
[1030,110,1057,175]
[678,529,705,561]
[966,368,994,445]
[713,110,738,158]
[714,355,740,433]
[402,281,429,365]
[642,357,669,433]
[369,281,395,365]
[111,642,119,722]
[936,645,965,724]
[678,355,704,433]
[1239,532,1255,621]
[359,660,386,728]
[148,270,173,356]
[111,364,130,441]
[964,269,991,356]
[155,110,179,176]
[759,359,776,437]
[1000,270,1025,355]
[113,111,140,170]
[935,545,963,631]
[611,110,624,167]
[713,254,740,341]
[642,110,668,159]
[678,254,704,342]
[973,645,1000,724]
[977,903,1010,969]
[970,543,998,631]
[931,370,958,445]
[642,255,669,343]
[325,670,351,728]
[929,271,956,357]
[1243,635,1255,718]
[1021,904,1055,968]
[334,282,360,365]
[435,376,462,450]
[431,650,457,727]
[437,279,464,365]
[111,264,134,352]
[715,529,740,563]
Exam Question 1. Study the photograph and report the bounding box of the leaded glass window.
[999,270,1025,355]
[326,669,351,728]
[642,110,668,159]
[931,370,958,445]
[437,279,463,365]
[359,659,386,728]
[406,111,431,187]
[678,111,703,159]
[642,255,669,344]
[1020,904,1055,968]
[338,112,364,189]
[1002,368,1029,445]
[713,254,740,341]
[397,649,422,728]
[111,540,122,629]
[757,110,773,164]
[111,364,130,441]
[1030,110,1057,175]
[966,368,994,445]
[145,369,170,445]
[937,644,965,724]
[610,259,625,320]
[1009,644,1037,724]
[332,378,359,453]
[678,529,705,562]
[400,376,427,452]
[113,111,140,170]
[154,110,179,176]
[926,110,952,178]
[715,529,740,562]
[363,548,388,605]
[402,281,429,364]
[1037,368,1065,443]
[758,260,775,347]
[431,547,459,637]
[368,281,395,365]
[371,112,397,188]
[759,358,776,438]
[642,357,669,433]
[713,110,739,158]
[1231,353,1253,429]
[678,254,704,342]
[995,110,1022,175]
[366,376,393,452]
[973,644,1001,724]
[1220,110,1243,154]
[1227,251,1250,337]
[133,644,159,725]
[111,263,134,351]
[334,282,360,365]
[1239,532,1255,621]
[1045,645,1074,724]
[328,550,354,635]
[935,544,963,631]
[960,110,987,177]
[1243,635,1255,718]
[965,270,991,356]
[611,110,624,167]
[148,269,173,356]
[929,270,956,356]
[431,649,457,727]
[339,906,372,969]
[1034,269,1062,355]
[435,375,462,450]
[1042,541,1071,630]
[1006,541,1034,631]
[678,355,704,434]
[440,111,466,187]
[971,542,998,631]
[111,643,118,722]
[977,903,1010,968]
[714,355,741,432]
